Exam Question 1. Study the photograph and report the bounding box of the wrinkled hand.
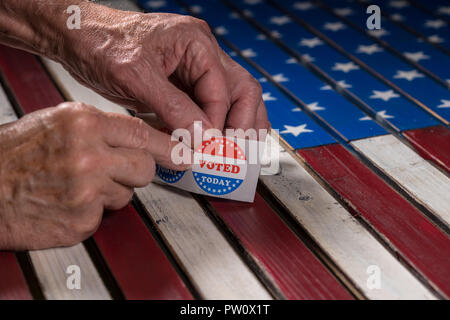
[0,102,184,250]
[58,6,269,135]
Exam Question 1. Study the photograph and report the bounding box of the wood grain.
[352,134,450,228]
[136,184,272,299]
[403,125,450,174]
[299,143,450,298]
[209,194,353,299]
[29,244,110,300]
[0,252,31,300]
[261,147,436,299]
[94,205,193,300]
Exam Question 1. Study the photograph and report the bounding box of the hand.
[57,4,270,136]
[0,102,184,250]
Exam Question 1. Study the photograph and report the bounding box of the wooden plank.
[0,252,32,300]
[209,195,353,299]
[0,46,194,300]
[298,143,450,298]
[260,146,436,299]
[29,244,110,300]
[403,125,450,174]
[94,205,193,300]
[135,183,272,299]
[351,134,450,228]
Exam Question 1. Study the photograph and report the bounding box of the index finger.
[100,112,192,170]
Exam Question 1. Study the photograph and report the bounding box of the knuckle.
[70,151,99,176]
[66,184,99,211]
[129,117,151,149]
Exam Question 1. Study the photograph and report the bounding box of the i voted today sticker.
[192,137,247,195]
[153,136,263,202]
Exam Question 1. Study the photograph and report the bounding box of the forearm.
[0,0,91,59]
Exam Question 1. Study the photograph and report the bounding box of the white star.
[332,61,360,73]
[230,10,253,19]
[272,73,289,82]
[370,89,400,101]
[360,110,394,121]
[281,124,313,136]
[437,99,450,108]
[437,6,450,15]
[299,37,323,48]
[356,44,384,55]
[334,8,353,16]
[390,13,404,21]
[214,26,228,35]
[286,54,315,64]
[403,51,430,62]
[293,2,314,11]
[305,102,325,111]
[424,19,445,29]
[323,22,346,32]
[393,70,424,81]
[146,1,166,9]
[428,35,445,43]
[367,29,390,38]
[389,1,409,9]
[244,0,262,4]
[270,16,291,26]
[240,48,257,58]
[320,80,352,90]
[262,92,277,101]
[256,30,282,40]
[189,5,202,14]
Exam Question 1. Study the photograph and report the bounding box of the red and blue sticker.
[192,137,247,195]
[156,165,185,183]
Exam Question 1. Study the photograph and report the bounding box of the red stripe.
[0,45,192,300]
[298,144,450,298]
[403,125,450,174]
[0,252,32,300]
[94,205,192,299]
[209,194,353,300]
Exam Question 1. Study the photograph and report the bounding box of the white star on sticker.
[403,51,430,62]
[299,37,323,48]
[389,1,409,9]
[270,16,291,25]
[293,2,314,11]
[393,70,424,81]
[370,90,400,101]
[437,6,450,15]
[262,92,277,101]
[356,44,384,55]
[360,110,394,121]
[146,1,166,9]
[240,48,257,58]
[189,5,202,14]
[390,13,404,21]
[428,35,445,43]
[334,8,353,16]
[323,22,346,32]
[332,61,360,73]
[272,73,289,82]
[367,29,390,38]
[320,80,352,90]
[281,124,313,136]
[214,26,228,35]
[437,99,450,108]
[230,9,253,19]
[424,19,445,29]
